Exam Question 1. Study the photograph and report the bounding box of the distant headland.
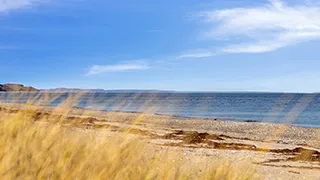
[0,84,39,92]
[0,83,172,93]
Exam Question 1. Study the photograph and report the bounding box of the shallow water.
[1,92,320,127]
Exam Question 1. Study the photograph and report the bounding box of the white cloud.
[222,41,288,53]
[0,0,47,12]
[178,50,217,59]
[87,61,150,75]
[193,0,320,54]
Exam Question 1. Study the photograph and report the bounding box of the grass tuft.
[0,106,257,180]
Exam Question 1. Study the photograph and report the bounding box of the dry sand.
[1,103,320,180]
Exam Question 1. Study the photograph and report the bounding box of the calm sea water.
[1,92,320,127]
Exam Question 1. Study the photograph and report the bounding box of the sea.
[1,92,320,128]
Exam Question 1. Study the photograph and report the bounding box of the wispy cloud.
[0,0,48,12]
[184,0,320,57]
[87,61,150,75]
[178,50,217,59]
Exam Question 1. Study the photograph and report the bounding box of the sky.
[1,0,320,92]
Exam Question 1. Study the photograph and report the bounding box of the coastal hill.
[0,84,39,92]
[46,88,175,93]
[0,84,172,93]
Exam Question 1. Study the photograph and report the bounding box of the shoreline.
[2,102,320,147]
[2,101,319,129]
[63,105,320,129]
[1,91,319,129]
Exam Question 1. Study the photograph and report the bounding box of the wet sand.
[1,103,320,179]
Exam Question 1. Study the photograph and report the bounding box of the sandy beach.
[1,103,320,179]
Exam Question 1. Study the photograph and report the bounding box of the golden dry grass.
[0,106,258,180]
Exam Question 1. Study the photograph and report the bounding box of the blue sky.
[1,0,320,92]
